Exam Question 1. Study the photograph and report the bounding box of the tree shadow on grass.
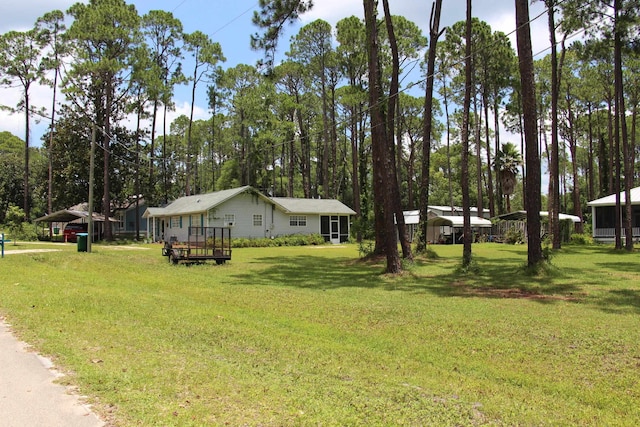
[594,289,640,314]
[231,254,380,290]
[229,247,640,313]
[231,252,582,304]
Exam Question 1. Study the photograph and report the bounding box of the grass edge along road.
[0,242,639,426]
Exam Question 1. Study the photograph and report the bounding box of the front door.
[330,216,340,244]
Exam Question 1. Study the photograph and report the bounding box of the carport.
[426,215,493,244]
[34,210,117,241]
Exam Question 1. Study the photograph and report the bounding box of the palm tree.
[494,142,522,212]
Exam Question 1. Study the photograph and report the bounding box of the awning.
[426,215,493,228]
[495,211,581,223]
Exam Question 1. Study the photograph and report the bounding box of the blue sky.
[1,0,551,147]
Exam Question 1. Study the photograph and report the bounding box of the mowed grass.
[0,242,639,426]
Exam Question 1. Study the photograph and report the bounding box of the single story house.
[143,186,356,244]
[587,186,640,242]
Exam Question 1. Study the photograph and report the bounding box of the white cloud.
[0,0,80,33]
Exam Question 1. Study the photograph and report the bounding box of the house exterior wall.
[207,192,274,239]
[115,205,148,236]
[162,192,274,242]
[271,209,320,237]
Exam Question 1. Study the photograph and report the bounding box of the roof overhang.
[34,210,118,223]
[426,215,493,228]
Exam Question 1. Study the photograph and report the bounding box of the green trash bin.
[77,233,88,252]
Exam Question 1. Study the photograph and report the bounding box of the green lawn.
[1,242,639,426]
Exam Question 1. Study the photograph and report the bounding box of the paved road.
[0,319,105,427]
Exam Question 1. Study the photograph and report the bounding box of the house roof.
[427,215,493,228]
[143,186,261,217]
[587,186,640,207]
[143,186,356,218]
[270,197,356,215]
[495,210,582,223]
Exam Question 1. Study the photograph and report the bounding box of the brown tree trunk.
[364,0,401,273]
[417,0,443,253]
[461,0,473,267]
[515,0,543,266]
[382,0,412,261]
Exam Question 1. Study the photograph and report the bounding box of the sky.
[0,0,552,148]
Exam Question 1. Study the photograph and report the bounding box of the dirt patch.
[2,249,62,255]
[451,281,581,301]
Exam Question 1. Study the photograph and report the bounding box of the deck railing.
[594,227,640,237]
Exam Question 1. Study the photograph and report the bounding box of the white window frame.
[253,214,263,227]
[224,214,236,227]
[171,216,180,228]
[290,215,307,227]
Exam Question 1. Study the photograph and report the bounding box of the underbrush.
[232,233,326,248]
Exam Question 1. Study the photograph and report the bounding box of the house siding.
[271,209,321,237]
[206,192,274,240]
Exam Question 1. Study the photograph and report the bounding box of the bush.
[569,233,594,245]
[232,234,327,248]
[504,228,525,244]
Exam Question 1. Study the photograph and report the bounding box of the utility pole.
[87,124,96,253]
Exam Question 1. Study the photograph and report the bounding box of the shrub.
[569,233,594,245]
[231,234,327,248]
[504,228,525,244]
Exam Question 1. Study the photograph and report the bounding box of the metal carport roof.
[34,210,118,223]
[426,215,493,228]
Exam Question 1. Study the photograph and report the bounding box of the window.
[253,214,263,227]
[224,214,235,226]
[290,215,307,227]
[171,216,180,228]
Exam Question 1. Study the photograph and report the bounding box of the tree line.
[0,0,639,272]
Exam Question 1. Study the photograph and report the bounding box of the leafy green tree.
[251,0,313,69]
[36,10,67,218]
[216,64,274,188]
[0,27,48,219]
[141,10,184,204]
[183,31,225,195]
[336,16,369,240]
[494,142,523,212]
[4,205,26,243]
[287,19,336,198]
[66,0,141,240]
[272,60,313,197]
[0,132,25,223]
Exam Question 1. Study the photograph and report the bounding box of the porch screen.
[320,216,330,242]
[340,216,349,242]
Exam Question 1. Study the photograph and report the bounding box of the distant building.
[587,186,640,243]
